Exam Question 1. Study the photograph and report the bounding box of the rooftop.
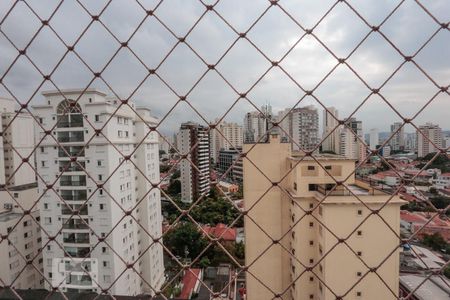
[400,274,450,300]
[0,211,22,222]
[41,88,107,97]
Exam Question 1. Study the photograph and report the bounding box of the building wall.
[290,106,319,152]
[179,123,210,203]
[0,98,36,187]
[33,89,164,296]
[244,136,404,300]
[417,123,442,157]
[0,187,43,289]
[322,107,339,153]
[244,135,291,300]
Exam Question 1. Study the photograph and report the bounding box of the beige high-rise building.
[0,97,36,187]
[210,119,243,164]
[243,134,404,300]
[0,185,43,289]
[417,123,442,157]
[322,107,340,153]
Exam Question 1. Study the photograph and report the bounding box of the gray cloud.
[1,0,449,135]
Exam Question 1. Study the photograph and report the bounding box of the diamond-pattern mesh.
[0,0,449,299]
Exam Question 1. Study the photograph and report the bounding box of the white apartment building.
[275,107,292,142]
[33,89,164,296]
[390,122,405,151]
[0,185,43,290]
[210,119,243,164]
[369,128,379,151]
[417,123,442,157]
[0,97,36,187]
[322,107,339,153]
[290,106,319,152]
[432,173,450,190]
[178,122,210,203]
[243,104,272,143]
[339,118,365,161]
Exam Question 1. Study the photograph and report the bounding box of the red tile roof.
[179,268,201,299]
[203,223,237,241]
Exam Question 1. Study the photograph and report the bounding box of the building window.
[308,184,318,191]
[308,166,315,170]
[95,115,99,122]
[309,222,314,227]
[357,251,362,256]
[100,204,104,210]
[309,240,314,246]
[97,160,102,166]
[325,165,332,170]
[357,209,362,216]
[309,258,314,264]
[356,292,362,297]
[357,272,362,277]
[309,276,314,282]
[293,182,297,191]
[357,230,362,236]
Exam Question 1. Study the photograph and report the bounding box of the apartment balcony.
[63,233,90,244]
[61,204,88,216]
[64,261,92,272]
[60,175,86,187]
[65,274,92,286]
[57,115,84,128]
[59,161,86,172]
[62,218,89,230]
[57,131,85,143]
[58,147,85,158]
[60,190,87,201]
[64,246,91,258]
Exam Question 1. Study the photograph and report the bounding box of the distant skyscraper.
[0,97,42,290]
[275,107,292,142]
[405,133,417,152]
[243,104,272,143]
[290,105,319,152]
[390,122,405,151]
[322,107,339,153]
[210,120,243,164]
[369,128,379,150]
[0,97,36,187]
[339,118,365,161]
[417,123,442,157]
[179,122,211,203]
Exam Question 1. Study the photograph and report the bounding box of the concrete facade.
[33,89,164,296]
[0,97,36,187]
[417,123,442,157]
[243,135,404,300]
[178,122,211,203]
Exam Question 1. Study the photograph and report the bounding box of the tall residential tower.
[178,122,211,203]
[34,89,164,296]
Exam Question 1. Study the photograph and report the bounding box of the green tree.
[422,233,447,251]
[167,179,181,196]
[235,241,245,260]
[444,266,450,279]
[164,222,208,260]
[191,197,242,226]
[159,150,166,156]
[160,164,171,173]
[430,196,450,210]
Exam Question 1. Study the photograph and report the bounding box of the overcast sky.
[1,0,449,135]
